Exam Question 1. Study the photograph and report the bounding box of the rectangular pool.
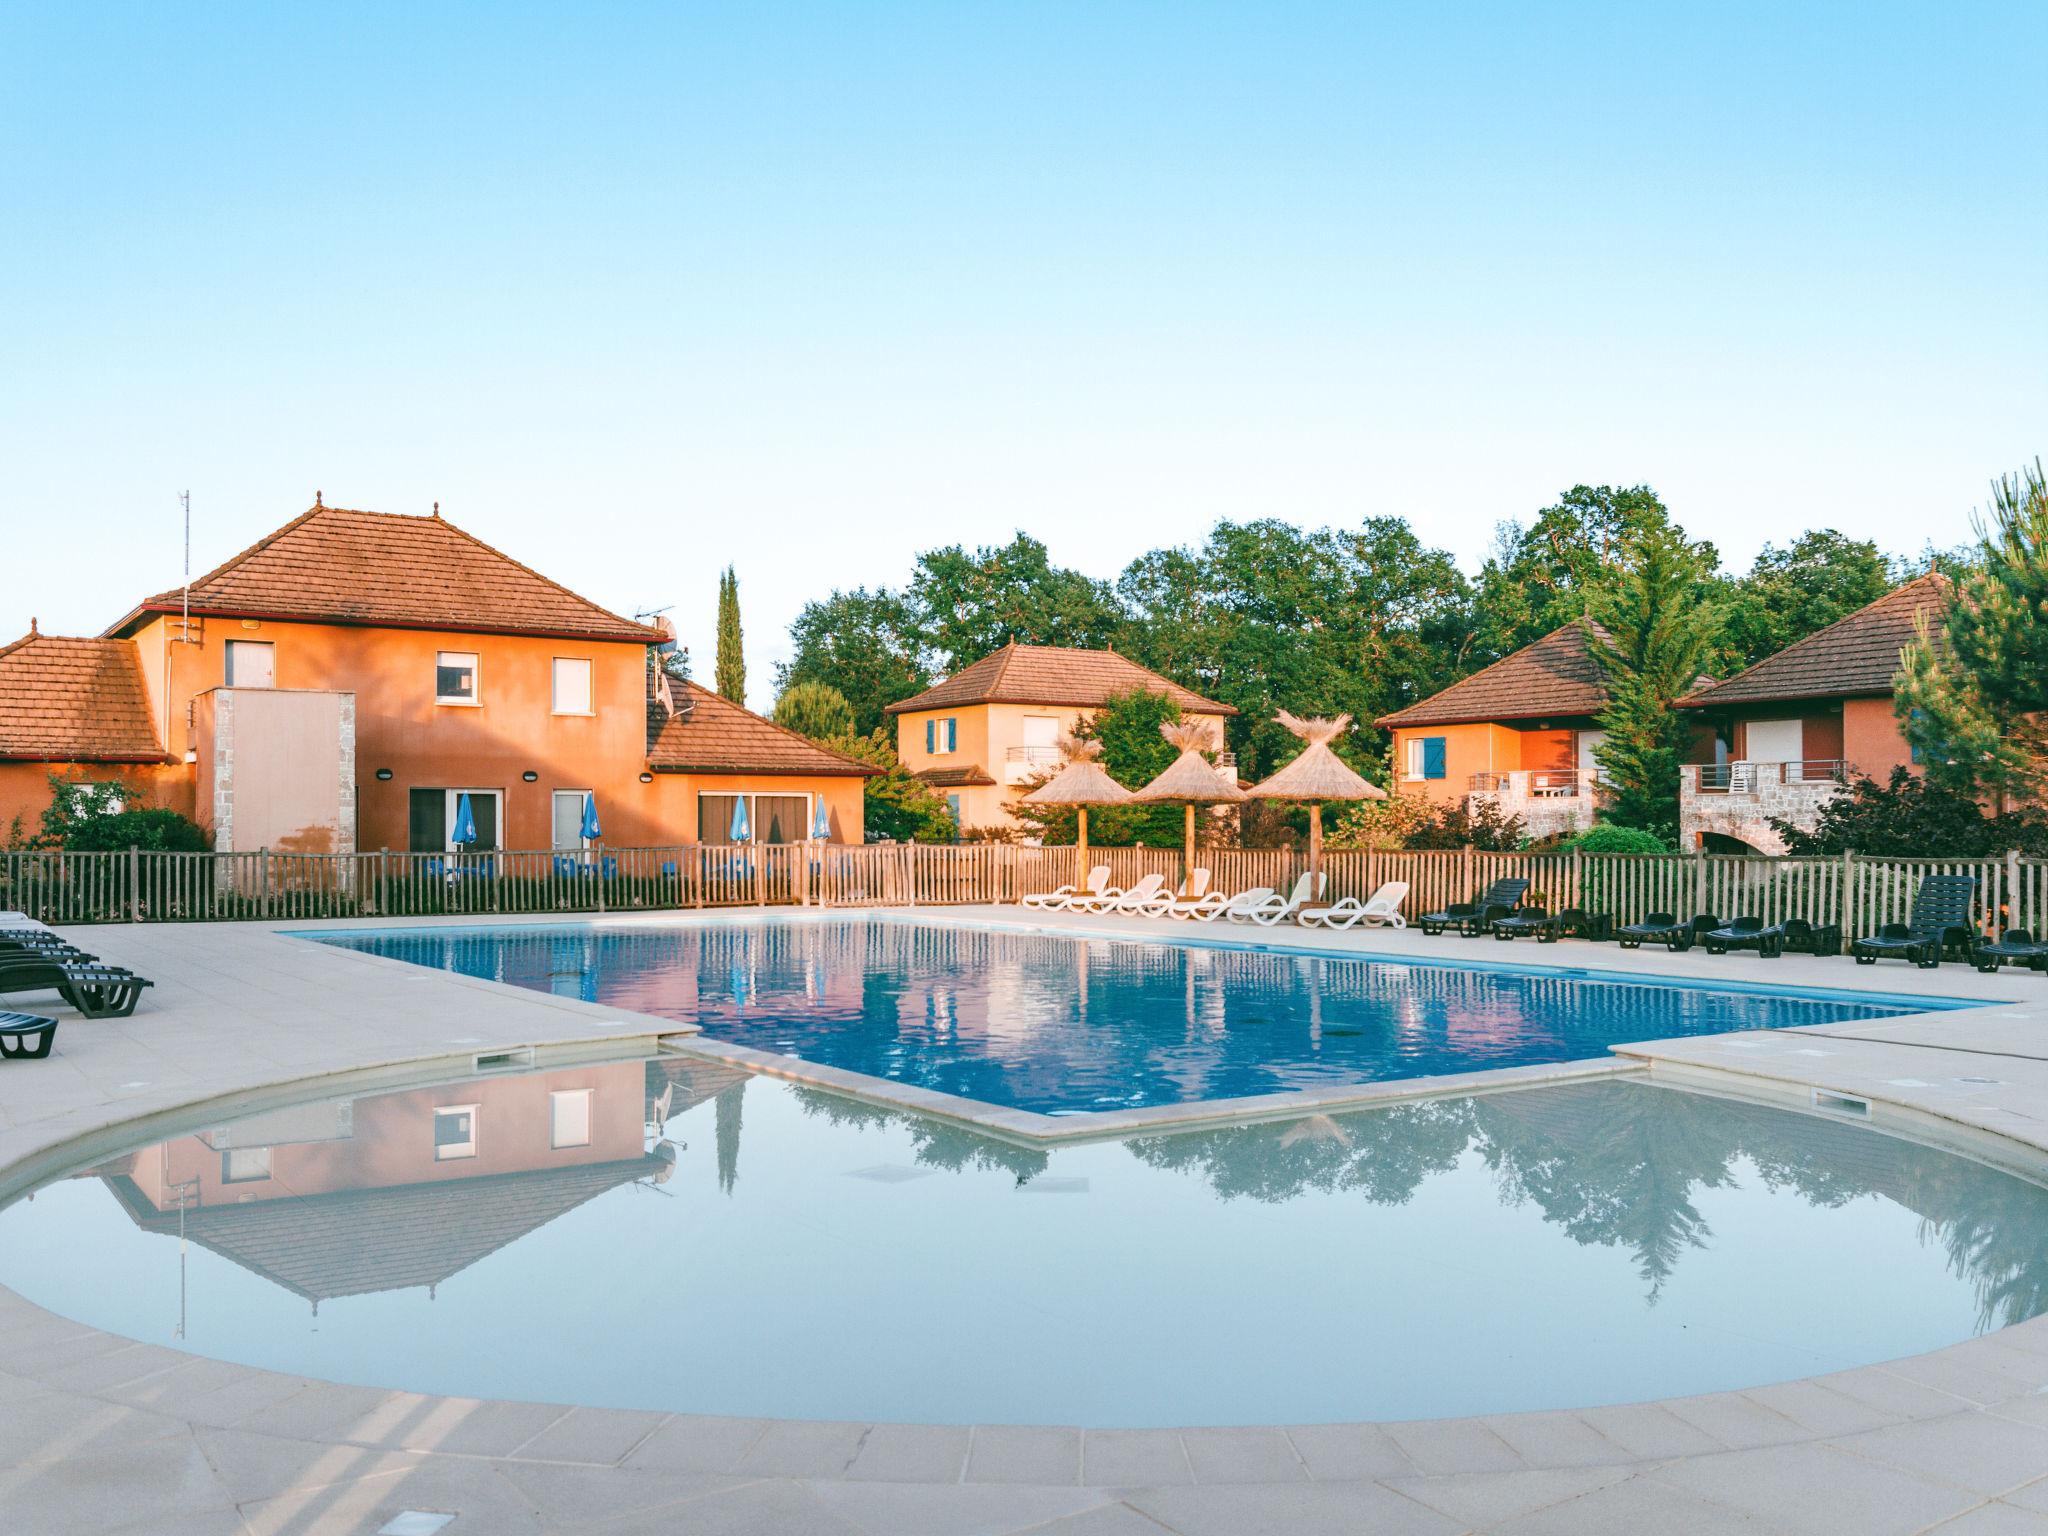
[304,917,1973,1114]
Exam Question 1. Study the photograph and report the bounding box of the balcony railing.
[1469,769,1600,799]
[1690,760,1845,794]
[1005,745,1063,766]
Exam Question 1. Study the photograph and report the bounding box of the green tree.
[908,533,1124,672]
[1590,531,1722,843]
[828,730,958,843]
[772,680,856,742]
[777,586,930,736]
[1772,766,2048,857]
[715,566,745,703]
[1720,530,1897,673]
[1897,461,2048,809]
[1472,485,1715,661]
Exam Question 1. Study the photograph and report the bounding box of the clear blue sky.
[3,2,2042,707]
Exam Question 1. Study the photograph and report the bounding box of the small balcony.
[1005,744,1063,783]
[1680,761,1845,854]
[1466,770,1603,838]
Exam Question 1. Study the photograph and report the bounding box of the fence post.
[128,844,140,923]
[1570,845,1582,909]
[2008,847,2022,931]
[1841,848,1855,945]
[1693,846,1706,918]
[1461,844,1474,897]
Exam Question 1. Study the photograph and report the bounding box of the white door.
[1744,719,1804,777]
[1576,729,1607,785]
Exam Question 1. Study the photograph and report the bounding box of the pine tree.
[715,566,746,703]
[1589,530,1721,843]
[1897,461,2048,811]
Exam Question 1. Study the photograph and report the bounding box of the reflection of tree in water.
[1126,1080,2048,1320]
[715,1080,744,1194]
[787,1086,1049,1184]
[1125,1099,1476,1205]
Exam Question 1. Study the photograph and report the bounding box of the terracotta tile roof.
[1376,621,1612,728]
[885,643,1235,716]
[0,629,165,762]
[107,504,662,644]
[915,765,998,788]
[649,682,879,777]
[1682,574,1948,709]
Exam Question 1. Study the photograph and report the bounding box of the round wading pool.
[3,1056,2045,1427]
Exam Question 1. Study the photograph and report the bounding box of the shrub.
[1559,823,1668,856]
[34,774,210,852]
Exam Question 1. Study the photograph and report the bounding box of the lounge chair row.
[0,926,155,1020]
[1021,867,1409,929]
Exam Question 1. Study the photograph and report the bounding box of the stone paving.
[4,909,2048,1534]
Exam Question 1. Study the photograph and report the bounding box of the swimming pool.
[306,918,1966,1115]
[5,1056,2043,1425]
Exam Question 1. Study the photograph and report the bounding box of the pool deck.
[4,906,2048,1534]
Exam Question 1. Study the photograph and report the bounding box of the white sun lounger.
[1171,884,1267,922]
[1227,872,1325,926]
[1077,871,1168,915]
[1021,864,1111,910]
[1296,880,1411,931]
[1141,869,1211,918]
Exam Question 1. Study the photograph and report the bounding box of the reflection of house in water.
[95,1056,747,1307]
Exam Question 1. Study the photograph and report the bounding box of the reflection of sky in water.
[311,922,1953,1113]
[4,1066,2045,1427]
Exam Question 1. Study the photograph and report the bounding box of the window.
[221,1146,272,1184]
[925,717,957,755]
[549,1089,593,1149]
[436,651,479,704]
[552,657,592,715]
[433,1105,479,1161]
[224,639,275,689]
[446,789,501,852]
[411,788,503,853]
[699,791,815,845]
[1405,736,1447,780]
[946,793,962,826]
[552,790,590,850]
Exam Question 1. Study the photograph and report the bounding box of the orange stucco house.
[1676,573,1947,853]
[886,642,1235,833]
[0,501,873,853]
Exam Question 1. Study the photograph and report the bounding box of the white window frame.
[549,1089,594,1150]
[1404,737,1424,781]
[444,788,503,852]
[552,789,592,851]
[221,1146,272,1184]
[224,638,276,689]
[436,650,481,706]
[551,656,593,716]
[433,1104,480,1161]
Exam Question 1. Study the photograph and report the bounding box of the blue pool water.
[3,1059,2044,1424]
[306,918,1966,1114]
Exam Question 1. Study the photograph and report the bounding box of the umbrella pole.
[1309,803,1323,881]
[1184,803,1196,886]
[1076,806,1088,885]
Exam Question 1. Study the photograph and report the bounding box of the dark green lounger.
[1852,876,1977,969]
[0,1012,57,1060]
[0,956,153,1019]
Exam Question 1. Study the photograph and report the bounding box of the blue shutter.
[946,718,957,753]
[1422,736,1447,780]
[926,719,935,753]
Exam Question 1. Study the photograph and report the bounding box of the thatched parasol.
[1020,733,1135,879]
[1133,719,1246,878]
[1245,712,1386,875]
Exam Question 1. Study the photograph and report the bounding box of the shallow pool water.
[3,1058,2043,1425]
[306,918,1962,1113]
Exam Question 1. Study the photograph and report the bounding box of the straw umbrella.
[1019,733,1135,882]
[1245,712,1386,878]
[1132,719,1247,883]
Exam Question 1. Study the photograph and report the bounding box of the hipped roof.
[106,503,664,644]
[886,643,1234,717]
[1375,620,1611,728]
[1681,573,1949,709]
[648,682,879,777]
[0,629,166,762]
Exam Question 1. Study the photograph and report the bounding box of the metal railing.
[1689,760,1846,794]
[1004,746,1063,765]
[1468,770,1600,798]
[7,842,2047,951]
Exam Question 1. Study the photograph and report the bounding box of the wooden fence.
[4,843,2045,950]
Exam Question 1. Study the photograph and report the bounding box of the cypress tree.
[1897,461,2048,810]
[715,566,746,703]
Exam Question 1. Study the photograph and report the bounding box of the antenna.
[180,491,190,635]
